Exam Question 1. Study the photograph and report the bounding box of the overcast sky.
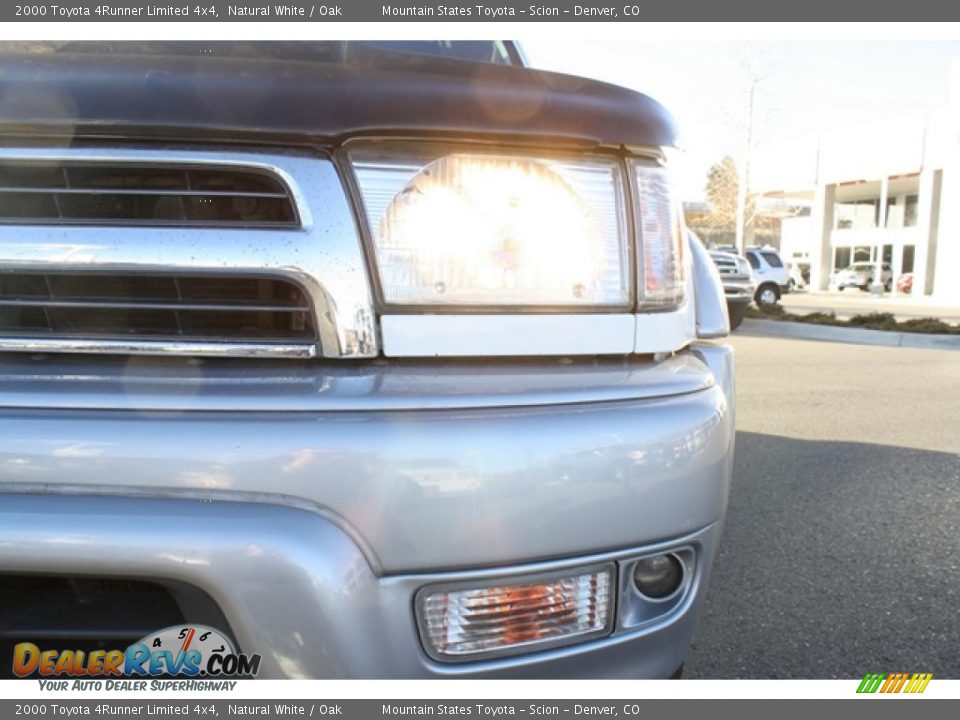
[522,41,960,200]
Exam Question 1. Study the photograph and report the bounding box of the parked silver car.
[833,262,893,292]
[0,42,734,679]
[708,245,755,330]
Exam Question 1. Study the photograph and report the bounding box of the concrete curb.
[739,318,960,351]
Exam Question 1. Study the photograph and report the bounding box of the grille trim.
[0,336,317,359]
[0,147,379,359]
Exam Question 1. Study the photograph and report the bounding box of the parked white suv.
[745,246,790,306]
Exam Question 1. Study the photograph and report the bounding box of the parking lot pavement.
[685,334,960,678]
[780,290,960,324]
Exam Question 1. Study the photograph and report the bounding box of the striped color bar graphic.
[857,672,933,694]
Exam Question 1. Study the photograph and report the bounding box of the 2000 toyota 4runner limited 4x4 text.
[0,41,734,679]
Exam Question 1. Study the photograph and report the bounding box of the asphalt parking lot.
[685,332,960,678]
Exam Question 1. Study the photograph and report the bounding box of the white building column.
[809,182,835,292]
[931,165,957,300]
[870,176,890,293]
[914,167,941,297]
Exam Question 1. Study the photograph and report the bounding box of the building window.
[835,199,879,229]
[904,195,919,227]
[853,246,872,263]
[885,196,903,228]
[902,245,915,273]
[834,247,851,270]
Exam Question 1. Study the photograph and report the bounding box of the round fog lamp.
[632,554,683,599]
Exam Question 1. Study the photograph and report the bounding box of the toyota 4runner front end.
[0,41,734,679]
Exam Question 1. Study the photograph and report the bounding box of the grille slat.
[0,299,309,312]
[0,188,288,198]
[0,272,316,347]
[0,162,298,227]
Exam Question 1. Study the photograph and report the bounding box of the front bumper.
[0,343,735,678]
[0,494,722,678]
[721,279,755,304]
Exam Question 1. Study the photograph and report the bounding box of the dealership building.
[754,73,959,301]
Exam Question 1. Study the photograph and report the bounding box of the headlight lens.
[349,145,630,308]
[631,161,687,308]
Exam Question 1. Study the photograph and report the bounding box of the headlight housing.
[630,160,687,309]
[348,144,630,309]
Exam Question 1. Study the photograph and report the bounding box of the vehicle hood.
[0,42,678,148]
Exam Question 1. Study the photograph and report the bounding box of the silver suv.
[709,248,755,330]
[0,42,734,679]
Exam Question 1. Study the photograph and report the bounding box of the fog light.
[632,554,683,599]
[416,565,614,662]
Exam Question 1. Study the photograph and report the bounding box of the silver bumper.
[0,343,735,677]
[722,278,755,303]
[0,494,722,678]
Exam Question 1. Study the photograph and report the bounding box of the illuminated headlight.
[630,160,687,308]
[416,565,614,662]
[348,145,630,308]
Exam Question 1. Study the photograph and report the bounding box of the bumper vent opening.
[0,272,317,348]
[0,574,233,679]
[0,162,297,228]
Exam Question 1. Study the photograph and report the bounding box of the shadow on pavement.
[686,431,960,678]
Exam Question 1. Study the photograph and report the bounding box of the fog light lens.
[417,565,614,662]
[632,554,683,599]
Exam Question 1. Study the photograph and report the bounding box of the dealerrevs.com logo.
[13,625,261,679]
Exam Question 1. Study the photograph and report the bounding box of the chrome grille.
[710,253,749,280]
[0,272,316,355]
[712,256,737,273]
[0,162,297,227]
[0,147,379,359]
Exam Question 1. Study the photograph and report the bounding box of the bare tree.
[688,155,788,249]
[723,45,782,252]
[734,71,759,253]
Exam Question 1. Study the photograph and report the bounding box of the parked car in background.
[833,262,893,292]
[707,244,754,330]
[897,273,914,294]
[0,40,735,680]
[744,246,790,306]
